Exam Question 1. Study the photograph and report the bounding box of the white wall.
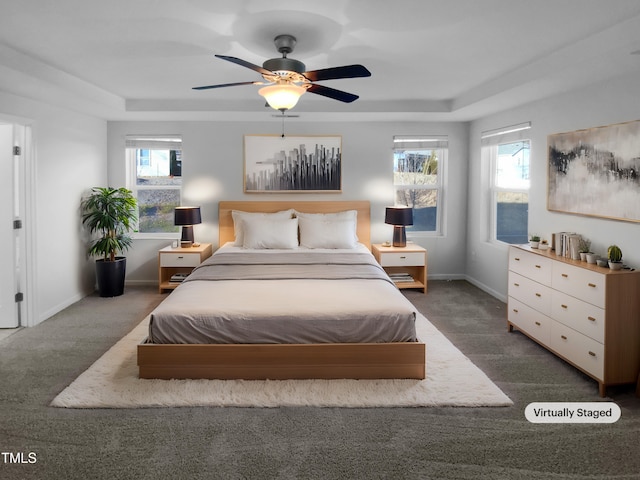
[0,91,106,325]
[107,120,469,284]
[467,71,640,301]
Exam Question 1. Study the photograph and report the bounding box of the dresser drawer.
[551,262,605,308]
[509,248,552,285]
[551,290,605,343]
[550,321,604,380]
[378,252,425,267]
[160,252,202,267]
[508,272,553,316]
[508,297,551,346]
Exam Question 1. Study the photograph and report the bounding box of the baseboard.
[125,279,157,287]
[463,275,507,303]
[37,291,87,327]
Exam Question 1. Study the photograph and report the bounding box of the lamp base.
[181,225,194,244]
[392,226,407,247]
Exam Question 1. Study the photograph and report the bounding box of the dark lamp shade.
[174,207,202,226]
[385,207,413,226]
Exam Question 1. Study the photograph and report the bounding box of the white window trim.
[126,136,183,240]
[482,123,532,246]
[393,136,447,236]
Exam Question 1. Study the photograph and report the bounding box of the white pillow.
[242,216,299,249]
[231,209,295,246]
[296,210,358,249]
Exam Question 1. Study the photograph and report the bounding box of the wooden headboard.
[218,201,371,249]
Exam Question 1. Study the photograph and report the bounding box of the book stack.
[169,273,189,283]
[389,273,414,284]
[553,232,581,259]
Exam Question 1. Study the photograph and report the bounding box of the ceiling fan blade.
[307,84,359,103]
[215,55,273,76]
[303,64,371,82]
[193,81,263,90]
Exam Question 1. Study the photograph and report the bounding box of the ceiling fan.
[193,34,371,111]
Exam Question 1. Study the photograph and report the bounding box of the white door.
[0,124,21,328]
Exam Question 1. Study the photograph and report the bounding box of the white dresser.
[507,245,640,396]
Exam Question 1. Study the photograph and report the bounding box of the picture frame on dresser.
[244,135,342,193]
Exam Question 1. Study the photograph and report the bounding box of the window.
[126,136,182,237]
[393,136,447,234]
[481,123,531,244]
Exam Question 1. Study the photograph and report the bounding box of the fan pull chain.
[281,111,286,138]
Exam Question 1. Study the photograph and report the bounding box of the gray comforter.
[149,249,417,345]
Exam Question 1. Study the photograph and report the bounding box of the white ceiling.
[1,0,640,122]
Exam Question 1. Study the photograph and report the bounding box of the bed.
[137,201,425,380]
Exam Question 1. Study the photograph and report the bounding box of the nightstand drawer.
[378,252,425,267]
[160,252,202,267]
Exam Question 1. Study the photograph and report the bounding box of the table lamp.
[385,207,413,247]
[174,206,201,247]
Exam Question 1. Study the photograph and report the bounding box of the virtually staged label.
[525,402,621,423]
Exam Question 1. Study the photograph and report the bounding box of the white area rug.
[51,314,512,408]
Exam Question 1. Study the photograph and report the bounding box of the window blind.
[393,135,448,150]
[480,122,531,146]
[125,135,182,150]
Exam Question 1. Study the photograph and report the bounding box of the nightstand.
[372,243,427,293]
[158,243,213,293]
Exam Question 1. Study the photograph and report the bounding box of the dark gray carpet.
[0,281,638,479]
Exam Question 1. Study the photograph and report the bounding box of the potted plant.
[81,187,137,297]
[607,245,623,271]
[578,238,592,261]
[529,235,540,249]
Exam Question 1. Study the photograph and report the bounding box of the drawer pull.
[587,316,596,322]
[561,304,568,309]
[535,321,541,326]
[561,335,568,340]
[535,293,541,297]
[514,257,520,261]
[513,283,520,287]
[588,351,596,357]
[512,309,519,313]
[400,256,406,259]
[177,256,184,259]
[588,283,596,288]
[535,265,541,269]
[561,273,568,278]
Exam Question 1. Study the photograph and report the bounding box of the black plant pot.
[95,257,126,297]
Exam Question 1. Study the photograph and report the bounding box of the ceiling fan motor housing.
[263,57,306,74]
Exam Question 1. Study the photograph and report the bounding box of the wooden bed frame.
[137,200,425,380]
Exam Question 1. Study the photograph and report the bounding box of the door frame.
[1,114,37,327]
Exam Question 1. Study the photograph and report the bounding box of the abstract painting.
[547,120,640,222]
[244,135,342,193]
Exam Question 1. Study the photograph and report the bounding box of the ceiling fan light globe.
[259,84,306,111]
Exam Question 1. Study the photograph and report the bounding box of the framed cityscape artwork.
[547,119,640,223]
[244,135,342,193]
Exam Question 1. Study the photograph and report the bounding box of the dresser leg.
[598,382,606,398]
[507,322,514,333]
